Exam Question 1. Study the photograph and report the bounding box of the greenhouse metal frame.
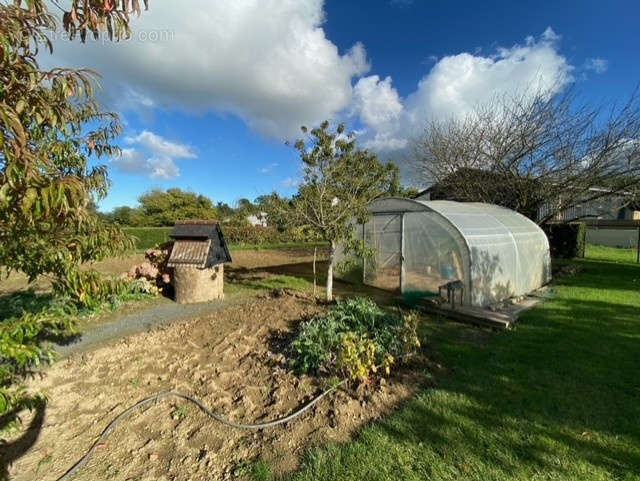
[336,198,552,307]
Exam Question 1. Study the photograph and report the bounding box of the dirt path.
[4,292,427,481]
[55,296,251,358]
[48,247,328,357]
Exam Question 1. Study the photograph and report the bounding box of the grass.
[287,249,640,481]
[236,274,312,292]
[230,241,327,251]
[586,243,638,264]
[235,459,273,481]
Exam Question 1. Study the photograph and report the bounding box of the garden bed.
[4,291,430,481]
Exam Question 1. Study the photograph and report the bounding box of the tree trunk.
[326,240,335,302]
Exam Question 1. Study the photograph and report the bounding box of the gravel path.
[55,296,247,358]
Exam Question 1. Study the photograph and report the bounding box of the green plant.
[286,250,640,481]
[123,227,172,250]
[235,459,273,481]
[267,121,400,301]
[0,283,153,432]
[291,298,420,381]
[171,405,188,420]
[542,222,586,258]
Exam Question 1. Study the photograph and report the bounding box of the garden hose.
[56,381,347,481]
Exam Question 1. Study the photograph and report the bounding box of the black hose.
[56,382,346,481]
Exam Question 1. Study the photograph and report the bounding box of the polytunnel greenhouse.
[335,198,552,307]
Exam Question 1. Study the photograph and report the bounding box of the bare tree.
[412,87,640,224]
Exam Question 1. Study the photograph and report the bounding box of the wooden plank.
[418,300,513,330]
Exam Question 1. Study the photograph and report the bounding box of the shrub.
[542,222,586,259]
[291,298,420,382]
[124,225,321,250]
[0,281,154,432]
[223,225,282,245]
[123,227,172,251]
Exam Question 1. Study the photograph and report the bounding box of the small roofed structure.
[168,220,232,304]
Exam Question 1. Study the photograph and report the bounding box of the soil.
[3,291,430,481]
[0,248,327,296]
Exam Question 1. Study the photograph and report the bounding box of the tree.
[0,0,155,291]
[273,121,398,301]
[0,0,150,430]
[136,188,218,226]
[110,205,137,225]
[216,201,235,222]
[411,88,640,224]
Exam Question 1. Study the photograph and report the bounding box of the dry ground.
[4,292,429,481]
[2,247,433,480]
[0,248,327,296]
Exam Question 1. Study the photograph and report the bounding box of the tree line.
[96,188,267,227]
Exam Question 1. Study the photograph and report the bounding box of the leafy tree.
[136,188,218,226]
[271,121,398,301]
[216,201,235,221]
[111,205,138,225]
[236,198,256,213]
[0,0,150,431]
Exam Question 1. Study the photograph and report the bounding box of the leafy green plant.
[291,298,420,381]
[0,0,154,437]
[171,405,188,421]
[235,459,273,481]
[0,282,153,432]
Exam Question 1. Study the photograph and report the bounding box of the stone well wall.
[173,264,224,304]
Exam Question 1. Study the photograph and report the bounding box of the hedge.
[542,222,586,259]
[124,227,172,250]
[124,225,319,251]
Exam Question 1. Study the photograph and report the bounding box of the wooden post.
[400,213,405,294]
[636,224,640,264]
[362,222,366,284]
[313,247,317,298]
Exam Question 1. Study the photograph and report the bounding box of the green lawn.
[586,244,639,265]
[287,251,640,481]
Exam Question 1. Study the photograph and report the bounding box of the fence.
[584,220,640,264]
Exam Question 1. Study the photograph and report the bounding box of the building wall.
[586,228,639,248]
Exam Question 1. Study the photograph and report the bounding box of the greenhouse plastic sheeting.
[334,198,551,307]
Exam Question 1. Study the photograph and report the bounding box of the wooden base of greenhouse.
[418,301,515,330]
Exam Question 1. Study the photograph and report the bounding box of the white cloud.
[260,163,279,174]
[47,0,370,138]
[47,7,578,158]
[282,177,302,189]
[354,27,574,151]
[352,75,403,131]
[584,57,608,74]
[112,131,196,179]
[404,27,572,127]
[126,131,196,159]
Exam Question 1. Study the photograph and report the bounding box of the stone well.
[173,264,224,304]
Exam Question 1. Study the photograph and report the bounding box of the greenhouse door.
[364,214,403,292]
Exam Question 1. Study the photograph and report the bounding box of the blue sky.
[45,0,640,211]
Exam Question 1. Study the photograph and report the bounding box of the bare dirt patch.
[5,292,427,481]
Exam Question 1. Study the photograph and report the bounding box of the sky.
[42,0,640,211]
